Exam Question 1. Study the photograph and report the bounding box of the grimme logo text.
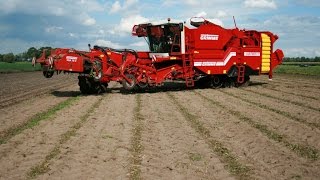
[200,34,219,40]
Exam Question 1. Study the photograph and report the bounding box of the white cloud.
[190,11,224,27]
[217,10,227,18]
[83,17,96,26]
[162,0,199,6]
[117,14,149,34]
[0,0,102,26]
[125,0,138,7]
[185,0,198,5]
[94,39,124,49]
[69,33,77,38]
[109,0,139,14]
[127,38,149,51]
[129,41,147,47]
[195,11,207,17]
[110,1,121,13]
[208,19,224,26]
[45,26,63,33]
[244,0,277,9]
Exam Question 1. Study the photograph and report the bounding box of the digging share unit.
[34,18,284,94]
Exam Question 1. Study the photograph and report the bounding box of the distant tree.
[14,53,25,61]
[315,56,320,62]
[0,54,3,62]
[3,53,15,63]
[20,52,28,61]
[37,46,53,58]
[26,47,38,59]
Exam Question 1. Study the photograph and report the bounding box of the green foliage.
[2,53,15,63]
[274,65,320,76]
[284,56,320,62]
[26,47,38,59]
[0,62,41,73]
[0,46,53,62]
[37,46,53,58]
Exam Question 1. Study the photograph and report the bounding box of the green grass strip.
[129,94,144,180]
[219,90,320,130]
[167,93,250,179]
[27,95,104,179]
[0,96,80,145]
[0,62,42,73]
[241,88,320,112]
[197,91,318,160]
[274,65,320,76]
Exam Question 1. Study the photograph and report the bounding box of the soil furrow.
[273,74,320,82]
[170,90,320,179]
[241,88,320,112]
[219,89,320,130]
[268,80,320,91]
[261,85,319,101]
[0,94,80,145]
[0,72,77,99]
[195,90,319,160]
[274,76,320,86]
[250,76,320,95]
[276,78,320,85]
[0,81,74,109]
[167,92,250,179]
[0,85,78,136]
[139,92,234,179]
[27,94,105,179]
[129,94,144,179]
[35,88,136,179]
[0,95,102,179]
[198,89,320,152]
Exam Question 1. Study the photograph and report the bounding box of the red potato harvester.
[34,17,284,94]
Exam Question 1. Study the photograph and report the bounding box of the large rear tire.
[122,74,137,90]
[78,76,93,94]
[211,76,223,89]
[78,76,107,94]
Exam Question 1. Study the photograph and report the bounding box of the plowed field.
[0,72,319,179]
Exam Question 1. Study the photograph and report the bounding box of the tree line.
[0,47,53,63]
[0,46,319,63]
[283,57,320,62]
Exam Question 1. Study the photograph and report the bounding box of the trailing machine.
[34,18,284,94]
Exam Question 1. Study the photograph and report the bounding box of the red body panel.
[54,53,84,72]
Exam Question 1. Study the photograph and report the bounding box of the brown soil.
[251,76,320,95]
[0,85,78,136]
[0,94,102,179]
[139,92,233,179]
[0,72,319,179]
[172,90,320,179]
[0,72,77,108]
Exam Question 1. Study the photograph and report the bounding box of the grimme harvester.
[35,18,284,94]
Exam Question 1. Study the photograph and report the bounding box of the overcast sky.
[0,0,319,57]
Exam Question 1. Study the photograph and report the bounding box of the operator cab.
[132,20,183,54]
